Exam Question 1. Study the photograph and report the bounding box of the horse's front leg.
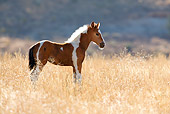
[77,63,82,83]
[73,67,76,83]
[72,63,82,83]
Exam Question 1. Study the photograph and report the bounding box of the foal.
[29,22,105,83]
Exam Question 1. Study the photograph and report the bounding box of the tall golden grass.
[1,52,170,114]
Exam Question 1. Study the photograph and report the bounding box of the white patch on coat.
[65,25,88,43]
[66,25,88,82]
[93,42,97,45]
[72,43,82,82]
[31,40,47,83]
[48,57,55,64]
[60,47,63,51]
[36,40,46,72]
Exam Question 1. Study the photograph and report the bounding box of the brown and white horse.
[29,22,105,83]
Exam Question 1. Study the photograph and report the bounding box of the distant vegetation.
[0,0,170,55]
[0,0,170,39]
[168,16,170,35]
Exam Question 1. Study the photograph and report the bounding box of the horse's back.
[29,40,75,66]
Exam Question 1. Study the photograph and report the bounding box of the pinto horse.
[29,22,105,83]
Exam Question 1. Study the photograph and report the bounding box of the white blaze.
[98,30,105,42]
[98,30,105,50]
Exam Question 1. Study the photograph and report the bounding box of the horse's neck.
[79,34,91,51]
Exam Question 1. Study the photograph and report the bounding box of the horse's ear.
[90,22,95,28]
[97,22,100,29]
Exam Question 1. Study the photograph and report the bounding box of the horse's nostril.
[100,42,105,48]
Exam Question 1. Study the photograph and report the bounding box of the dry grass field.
[1,52,170,114]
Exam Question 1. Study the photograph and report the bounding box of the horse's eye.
[96,33,99,36]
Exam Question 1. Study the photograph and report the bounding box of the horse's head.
[88,22,105,49]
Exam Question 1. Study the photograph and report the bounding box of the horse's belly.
[58,60,73,66]
[48,53,73,66]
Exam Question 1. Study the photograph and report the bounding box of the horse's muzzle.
[100,42,105,48]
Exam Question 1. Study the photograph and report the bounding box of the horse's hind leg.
[30,64,43,82]
[30,40,48,84]
[30,58,47,84]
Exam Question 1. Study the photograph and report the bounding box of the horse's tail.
[29,45,36,70]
